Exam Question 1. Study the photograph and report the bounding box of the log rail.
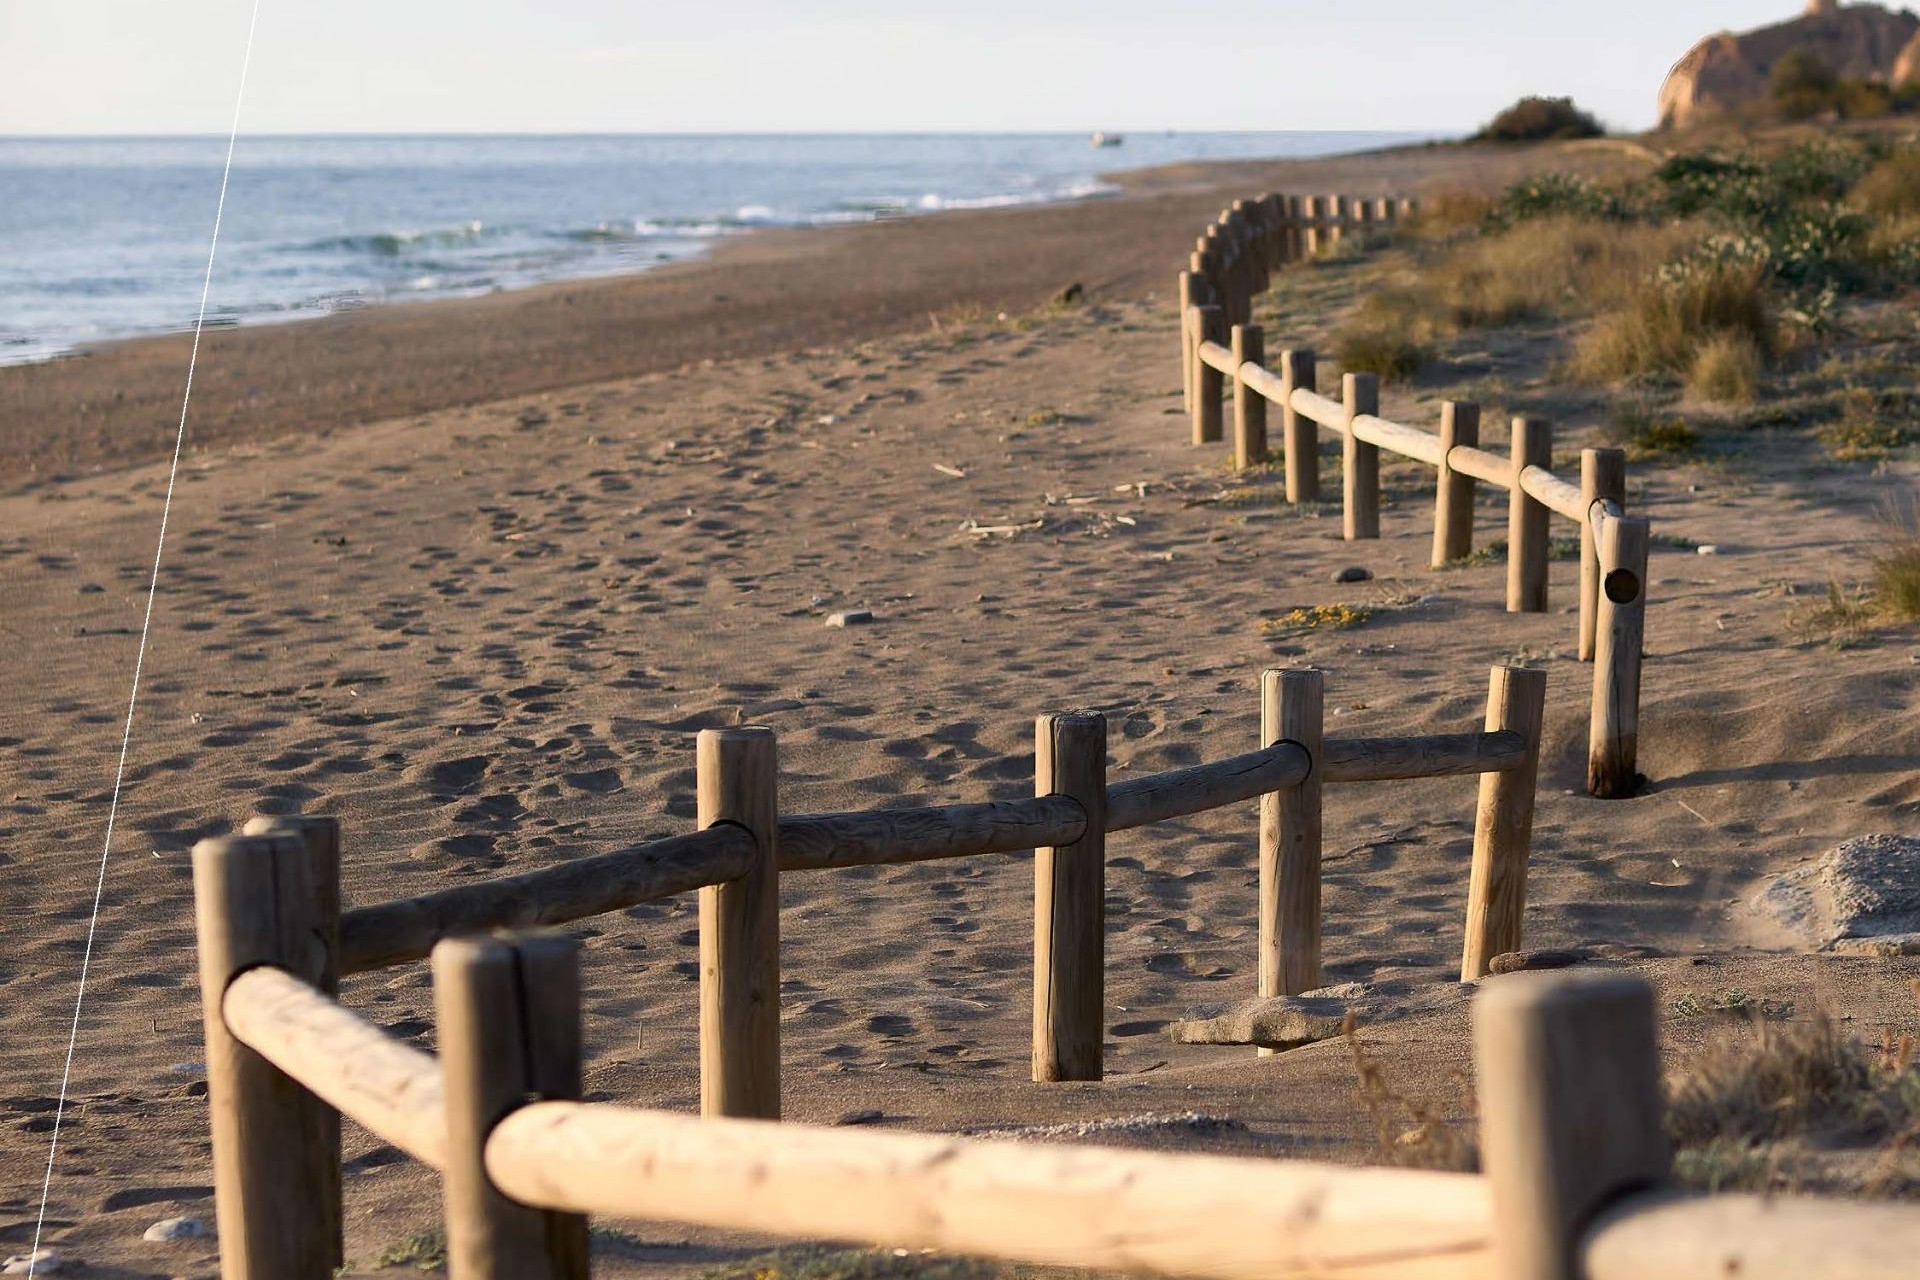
[1179,192,1649,799]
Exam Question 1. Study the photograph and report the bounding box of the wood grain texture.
[1473,972,1667,1280]
[1585,1191,1920,1280]
[433,934,589,1280]
[780,797,1086,871]
[1588,514,1648,798]
[1231,324,1267,470]
[1105,740,1309,832]
[1193,304,1225,445]
[339,825,754,974]
[1262,669,1324,1008]
[1321,730,1526,783]
[697,727,781,1118]
[1279,349,1319,503]
[1032,713,1107,1082]
[1461,666,1548,980]
[1433,402,1480,567]
[1579,448,1628,662]
[1343,373,1381,541]
[484,1100,1494,1280]
[192,834,336,1280]
[1507,418,1552,613]
[223,966,446,1170]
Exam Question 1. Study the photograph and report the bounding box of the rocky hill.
[1658,1,1920,128]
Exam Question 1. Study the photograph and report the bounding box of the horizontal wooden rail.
[484,1101,1493,1280]
[222,967,447,1170]
[1106,741,1311,831]
[1447,443,1511,488]
[1197,339,1238,376]
[1583,1191,1920,1280]
[1322,730,1527,782]
[1288,385,1346,429]
[339,826,755,974]
[1238,359,1288,404]
[779,797,1087,871]
[1520,465,1588,522]
[1352,414,1446,468]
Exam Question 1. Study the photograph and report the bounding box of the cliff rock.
[1659,3,1920,129]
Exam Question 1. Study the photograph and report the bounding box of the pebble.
[836,1108,885,1125]
[826,610,873,628]
[1696,544,1720,556]
[143,1216,208,1243]
[1332,566,1373,583]
[2,1250,61,1275]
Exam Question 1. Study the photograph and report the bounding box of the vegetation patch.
[1260,602,1375,636]
[1473,95,1604,143]
[701,1247,1000,1280]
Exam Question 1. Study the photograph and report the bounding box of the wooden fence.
[187,663,1581,1277]
[1176,193,1648,799]
[191,819,1920,1280]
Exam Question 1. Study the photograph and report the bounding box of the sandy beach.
[3,136,1918,1277]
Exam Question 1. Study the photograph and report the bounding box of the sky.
[1,1,1817,136]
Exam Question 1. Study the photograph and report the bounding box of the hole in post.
[1604,568,1641,605]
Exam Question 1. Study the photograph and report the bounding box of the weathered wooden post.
[1325,194,1347,249]
[192,832,336,1280]
[1300,195,1323,258]
[1588,514,1649,799]
[1232,323,1267,470]
[1579,448,1628,661]
[1261,192,1286,271]
[1508,417,1552,613]
[1192,304,1225,446]
[1433,401,1480,567]
[238,813,342,1269]
[1178,270,1209,423]
[1461,665,1547,980]
[1260,669,1324,1033]
[434,932,590,1280]
[1342,372,1381,540]
[1473,971,1667,1280]
[1280,349,1319,503]
[697,726,781,1118]
[1033,712,1107,1083]
[1284,194,1304,261]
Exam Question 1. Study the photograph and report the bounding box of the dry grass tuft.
[1872,496,1920,623]
[1404,189,1494,239]
[1689,332,1764,403]
[1571,260,1776,384]
[1790,581,1878,647]
[1344,1015,1478,1172]
[702,1247,999,1280]
[1333,326,1428,380]
[1667,1015,1884,1148]
[1852,150,1920,218]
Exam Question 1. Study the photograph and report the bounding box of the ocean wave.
[302,220,492,255]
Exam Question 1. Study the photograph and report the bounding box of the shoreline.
[0,137,1614,495]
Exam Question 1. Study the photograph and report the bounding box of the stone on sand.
[1333,565,1372,583]
[826,609,874,627]
[1489,947,1592,974]
[143,1216,208,1242]
[2,1250,61,1275]
[1756,834,1920,955]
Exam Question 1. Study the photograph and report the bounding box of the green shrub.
[1474,96,1605,143]
[1771,50,1838,120]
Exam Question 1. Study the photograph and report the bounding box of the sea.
[0,132,1429,366]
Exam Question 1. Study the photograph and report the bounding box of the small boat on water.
[1090,132,1124,148]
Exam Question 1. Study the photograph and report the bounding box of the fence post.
[1232,324,1267,470]
[1461,665,1547,980]
[1300,195,1322,257]
[1033,712,1107,1083]
[1473,971,1668,1280]
[697,726,781,1118]
[1507,417,1552,613]
[1192,304,1225,446]
[1280,349,1318,503]
[1325,194,1346,249]
[1433,401,1480,567]
[1342,372,1381,540]
[1260,669,1324,1032]
[1178,270,1207,423]
[1579,448,1628,661]
[191,833,335,1280]
[1588,515,1649,799]
[434,932,590,1280]
[238,814,342,1269]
